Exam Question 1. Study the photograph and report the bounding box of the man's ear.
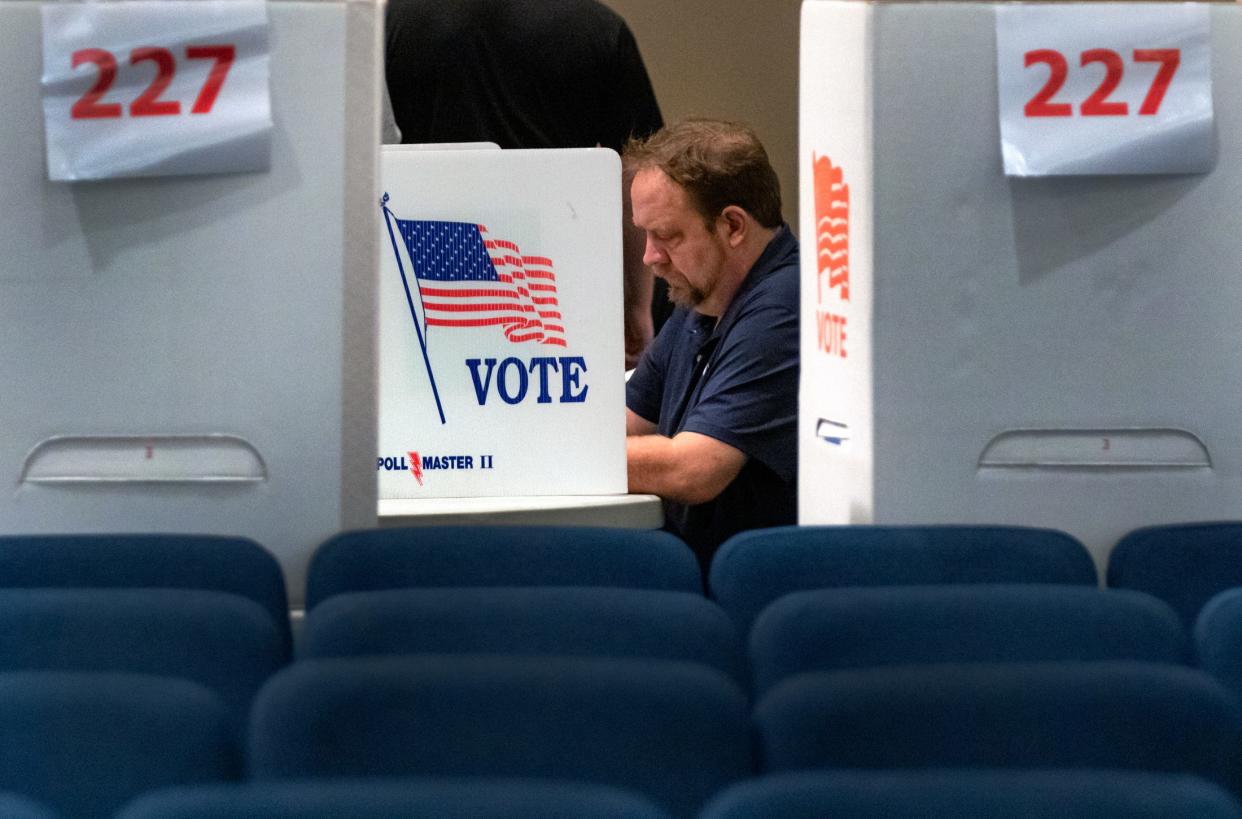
[718,205,749,248]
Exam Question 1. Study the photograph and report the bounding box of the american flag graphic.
[393,218,566,347]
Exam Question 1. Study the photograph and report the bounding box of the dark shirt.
[386,0,664,152]
[627,226,800,568]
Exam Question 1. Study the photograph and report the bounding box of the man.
[384,0,666,365]
[624,119,799,571]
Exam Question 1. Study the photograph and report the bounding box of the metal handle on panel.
[20,434,268,484]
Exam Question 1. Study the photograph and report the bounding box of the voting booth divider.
[376,147,627,502]
[0,0,383,607]
[799,1,1242,569]
[373,144,655,528]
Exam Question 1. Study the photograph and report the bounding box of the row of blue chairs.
[10,519,1242,621]
[2,576,1242,708]
[4,580,1242,717]
[311,521,1242,627]
[5,771,1240,818]
[308,524,1101,633]
[2,656,1241,818]
[4,524,1242,818]
[714,522,1242,629]
[309,582,1242,692]
[5,526,1242,703]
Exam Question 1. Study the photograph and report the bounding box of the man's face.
[631,168,728,310]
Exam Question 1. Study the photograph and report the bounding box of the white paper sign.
[41,0,272,181]
[996,4,1213,176]
[378,148,627,499]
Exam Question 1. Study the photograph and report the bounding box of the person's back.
[386,0,668,363]
[386,0,662,152]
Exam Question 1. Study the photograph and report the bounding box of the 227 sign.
[41,0,272,181]
[69,46,236,120]
[1024,48,1179,118]
[996,4,1213,176]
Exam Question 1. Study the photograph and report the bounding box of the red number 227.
[70,45,236,120]
[1024,48,1180,118]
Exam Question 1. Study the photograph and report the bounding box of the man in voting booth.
[624,120,799,572]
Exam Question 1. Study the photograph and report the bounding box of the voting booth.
[376,146,631,513]
[800,1,1241,568]
[0,0,383,606]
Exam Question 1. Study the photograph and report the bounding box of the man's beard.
[661,275,708,309]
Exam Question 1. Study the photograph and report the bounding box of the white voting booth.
[0,0,382,607]
[376,146,659,527]
[800,1,1242,569]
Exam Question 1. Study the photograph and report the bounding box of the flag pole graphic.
[381,193,447,425]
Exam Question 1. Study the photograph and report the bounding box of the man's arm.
[627,430,746,505]
[626,407,657,436]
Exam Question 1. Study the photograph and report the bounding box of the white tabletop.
[378,494,664,529]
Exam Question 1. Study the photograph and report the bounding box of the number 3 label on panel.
[41,1,272,181]
[995,4,1213,177]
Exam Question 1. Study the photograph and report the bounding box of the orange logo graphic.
[812,153,849,304]
[812,153,849,359]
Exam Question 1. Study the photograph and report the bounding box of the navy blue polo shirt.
[627,225,800,566]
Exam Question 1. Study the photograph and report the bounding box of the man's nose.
[643,237,667,267]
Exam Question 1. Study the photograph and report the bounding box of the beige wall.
[606,0,803,226]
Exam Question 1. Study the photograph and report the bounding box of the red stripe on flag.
[420,288,515,299]
[424,302,533,314]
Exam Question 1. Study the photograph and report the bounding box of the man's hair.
[623,118,783,229]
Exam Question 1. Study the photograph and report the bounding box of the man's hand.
[626,430,746,505]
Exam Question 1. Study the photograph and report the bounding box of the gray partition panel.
[867,4,1240,567]
[0,0,380,607]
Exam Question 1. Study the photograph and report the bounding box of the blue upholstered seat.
[0,672,237,819]
[710,525,1096,632]
[117,779,673,819]
[753,661,1242,790]
[305,526,701,608]
[0,534,289,645]
[1109,523,1242,625]
[0,588,287,734]
[749,584,1187,694]
[0,793,61,819]
[302,586,744,685]
[249,656,751,817]
[700,770,1242,819]
[1196,587,1242,698]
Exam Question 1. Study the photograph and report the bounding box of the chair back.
[0,534,289,644]
[0,588,287,735]
[250,656,751,817]
[1109,523,1242,624]
[1195,586,1242,698]
[117,780,674,819]
[302,587,744,685]
[711,525,1096,632]
[701,770,1242,819]
[0,672,237,819]
[306,526,701,608]
[754,661,1241,789]
[749,584,1187,694]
